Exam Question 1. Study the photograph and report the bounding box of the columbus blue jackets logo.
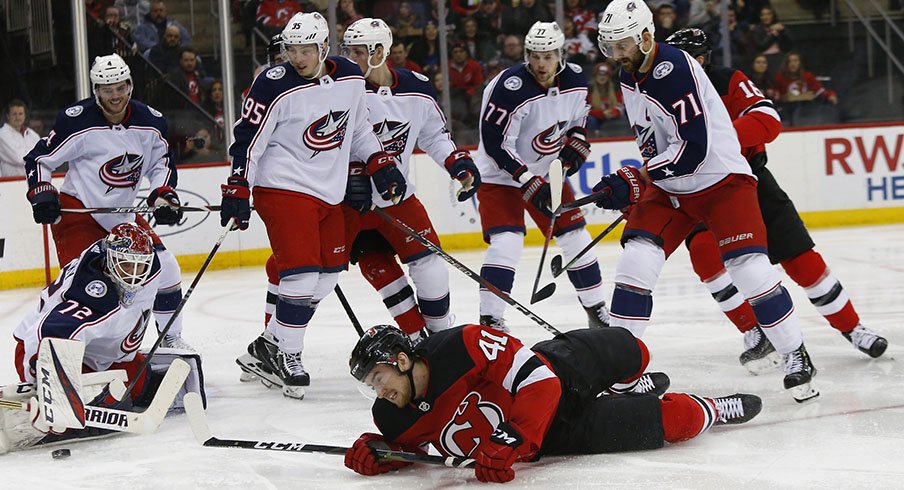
[531,121,568,156]
[372,119,411,157]
[99,153,144,193]
[633,122,658,161]
[440,392,504,457]
[303,110,350,157]
[120,311,150,354]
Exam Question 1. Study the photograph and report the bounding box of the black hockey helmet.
[267,33,285,65]
[666,28,712,67]
[349,325,417,382]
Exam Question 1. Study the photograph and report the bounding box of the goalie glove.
[26,182,61,225]
[147,186,183,225]
[444,149,481,202]
[367,151,407,205]
[474,421,524,484]
[558,127,591,177]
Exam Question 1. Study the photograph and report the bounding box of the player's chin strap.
[401,363,429,412]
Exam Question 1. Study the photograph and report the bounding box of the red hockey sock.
[358,251,426,335]
[725,303,757,333]
[660,393,717,443]
[618,337,651,384]
[264,254,280,327]
[782,249,860,332]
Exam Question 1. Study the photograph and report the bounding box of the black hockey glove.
[559,127,591,176]
[147,186,183,225]
[519,174,552,218]
[220,176,251,230]
[367,151,407,204]
[26,182,61,225]
[592,166,646,210]
[344,161,372,214]
[444,149,481,202]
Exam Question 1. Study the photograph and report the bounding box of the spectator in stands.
[179,127,223,164]
[654,4,679,42]
[89,5,138,59]
[409,20,441,76]
[203,79,225,130]
[747,54,778,101]
[387,41,423,73]
[722,5,751,68]
[494,34,524,69]
[732,0,770,27]
[0,99,40,177]
[133,0,191,53]
[585,62,625,134]
[169,47,208,105]
[565,0,595,33]
[147,24,182,73]
[448,42,484,98]
[459,16,497,62]
[394,1,425,44]
[337,0,363,28]
[256,0,303,38]
[114,0,149,29]
[563,17,597,67]
[501,0,550,36]
[469,59,504,119]
[687,0,717,27]
[752,5,792,69]
[774,51,837,106]
[86,0,112,21]
[473,0,502,41]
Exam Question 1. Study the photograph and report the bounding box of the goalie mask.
[342,18,392,77]
[103,223,155,307]
[524,21,567,76]
[282,12,330,78]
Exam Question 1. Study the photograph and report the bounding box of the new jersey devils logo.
[99,153,144,193]
[373,119,411,157]
[440,392,504,457]
[303,110,350,157]
[531,121,568,156]
[120,310,150,354]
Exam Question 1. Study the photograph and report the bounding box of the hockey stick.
[334,284,365,337]
[121,225,232,398]
[529,159,563,304]
[182,393,475,468]
[549,215,625,278]
[371,207,561,336]
[61,205,228,214]
[0,359,189,435]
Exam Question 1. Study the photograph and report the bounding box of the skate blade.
[282,385,305,400]
[239,371,259,382]
[742,352,781,375]
[789,382,820,403]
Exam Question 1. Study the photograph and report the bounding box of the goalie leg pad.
[141,348,206,411]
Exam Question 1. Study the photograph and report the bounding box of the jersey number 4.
[670,92,703,124]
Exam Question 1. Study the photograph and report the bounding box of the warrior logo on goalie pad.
[303,110,350,157]
[372,119,411,157]
[99,153,144,193]
[531,121,568,156]
[440,391,503,457]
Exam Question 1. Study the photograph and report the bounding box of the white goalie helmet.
[597,0,656,57]
[524,21,566,74]
[343,18,393,74]
[282,12,330,65]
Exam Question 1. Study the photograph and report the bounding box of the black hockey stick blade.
[550,255,565,277]
[530,282,556,304]
[550,214,626,279]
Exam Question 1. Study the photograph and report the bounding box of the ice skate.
[739,326,781,375]
[480,315,510,333]
[842,324,888,358]
[712,393,762,425]
[583,301,610,328]
[235,333,282,389]
[608,372,670,397]
[782,343,819,403]
[275,350,310,399]
[160,334,196,352]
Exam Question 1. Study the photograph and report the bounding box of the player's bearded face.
[528,50,560,84]
[366,364,410,408]
[607,37,645,73]
[286,43,323,78]
[96,81,131,115]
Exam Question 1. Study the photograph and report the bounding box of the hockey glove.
[26,182,61,225]
[559,127,591,177]
[220,176,251,230]
[344,432,415,476]
[519,174,553,218]
[474,421,524,484]
[444,149,481,202]
[147,186,183,225]
[367,151,407,204]
[28,396,67,435]
[344,161,373,213]
[592,166,646,210]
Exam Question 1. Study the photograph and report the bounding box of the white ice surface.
[1,224,902,489]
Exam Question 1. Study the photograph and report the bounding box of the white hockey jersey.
[24,99,175,230]
[365,68,457,207]
[229,57,383,205]
[13,242,163,383]
[619,43,751,194]
[474,63,589,187]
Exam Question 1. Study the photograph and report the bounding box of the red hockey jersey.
[706,65,782,163]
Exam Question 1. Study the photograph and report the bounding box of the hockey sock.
[406,254,452,331]
[480,231,523,319]
[781,250,860,333]
[556,229,606,307]
[609,284,653,337]
[688,232,756,333]
[358,251,425,335]
[264,254,279,328]
[153,248,184,336]
[660,393,717,443]
[270,272,318,353]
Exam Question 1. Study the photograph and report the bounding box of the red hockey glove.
[558,127,591,177]
[344,432,414,476]
[367,151,407,204]
[519,174,552,218]
[474,421,524,484]
[592,166,646,210]
[26,182,61,225]
[444,149,481,202]
[220,176,251,230]
[147,186,183,225]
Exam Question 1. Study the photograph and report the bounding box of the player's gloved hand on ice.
[344,432,414,476]
[519,173,553,218]
[147,186,183,225]
[26,182,61,225]
[27,396,67,435]
[444,149,481,202]
[592,166,646,210]
[559,127,591,177]
[220,176,251,230]
[474,421,524,484]
[344,161,373,214]
[367,151,407,205]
